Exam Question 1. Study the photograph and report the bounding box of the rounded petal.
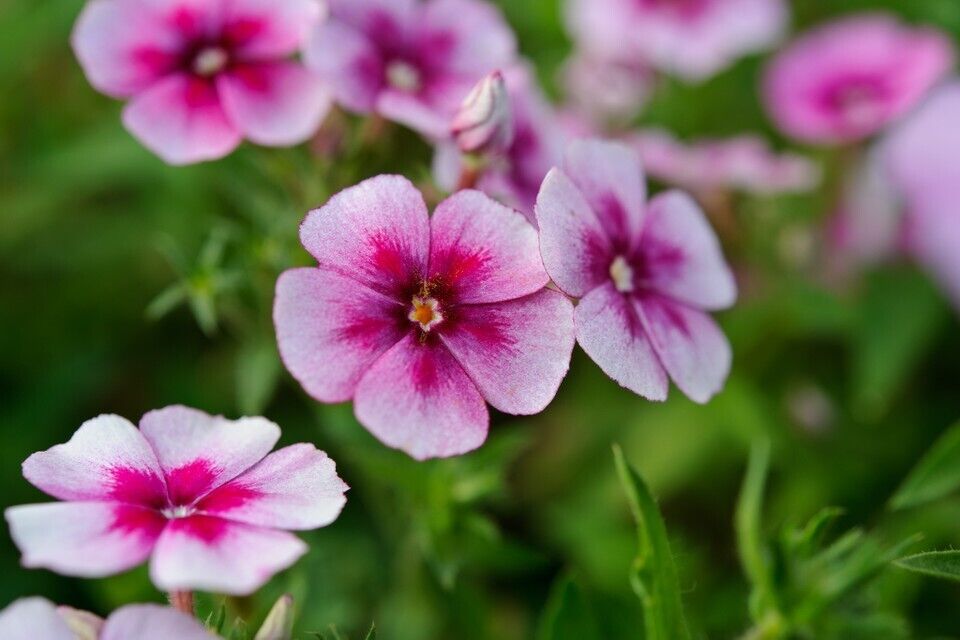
[428,190,548,304]
[149,515,307,594]
[354,334,488,460]
[5,502,165,578]
[304,20,383,113]
[197,443,348,530]
[575,284,669,401]
[102,604,211,640]
[0,598,75,640]
[376,89,451,139]
[299,174,430,298]
[222,0,323,59]
[440,289,575,414]
[274,268,408,403]
[636,295,732,404]
[535,168,613,297]
[122,73,242,165]
[217,61,331,146]
[418,0,515,76]
[138,406,280,505]
[22,414,165,505]
[639,190,737,310]
[563,138,646,249]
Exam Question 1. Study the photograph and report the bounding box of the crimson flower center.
[609,255,635,293]
[408,296,443,331]
[193,46,230,77]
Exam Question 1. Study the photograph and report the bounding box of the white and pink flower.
[71,0,330,165]
[763,14,954,145]
[305,0,516,139]
[535,139,737,403]
[274,175,575,460]
[5,406,348,595]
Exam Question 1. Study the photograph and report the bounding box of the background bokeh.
[2,0,960,637]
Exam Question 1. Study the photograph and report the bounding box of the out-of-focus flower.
[253,594,294,640]
[535,139,737,402]
[561,53,654,125]
[433,65,566,222]
[0,598,210,640]
[5,407,348,595]
[305,0,516,139]
[629,128,820,195]
[451,70,513,155]
[763,14,954,145]
[71,0,330,165]
[274,176,575,460]
[566,0,788,82]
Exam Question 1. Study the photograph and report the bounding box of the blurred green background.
[2,0,960,637]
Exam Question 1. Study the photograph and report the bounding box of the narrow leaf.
[890,421,960,510]
[363,623,377,640]
[895,550,960,583]
[735,439,780,622]
[536,574,601,640]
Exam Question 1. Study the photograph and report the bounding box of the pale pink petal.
[535,167,614,297]
[196,443,348,530]
[299,175,430,298]
[5,502,165,577]
[138,406,280,505]
[354,334,488,460]
[376,90,451,139]
[636,295,732,403]
[222,0,322,59]
[217,62,330,146]
[102,604,211,640]
[122,73,242,165]
[70,0,184,98]
[428,190,548,304]
[562,139,646,248]
[327,0,416,33]
[305,20,383,113]
[575,284,669,400]
[149,516,307,594]
[274,268,408,403]
[418,0,515,77]
[440,289,575,414]
[22,414,166,505]
[639,190,737,310]
[0,598,75,640]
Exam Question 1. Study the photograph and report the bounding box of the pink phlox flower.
[5,406,348,595]
[560,53,655,125]
[274,175,576,460]
[535,139,737,403]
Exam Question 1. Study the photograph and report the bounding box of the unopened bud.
[451,70,513,154]
[56,606,104,640]
[254,594,294,640]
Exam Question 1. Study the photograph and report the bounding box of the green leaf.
[363,623,377,640]
[895,550,960,583]
[890,421,960,510]
[536,574,601,640]
[735,439,781,623]
[612,444,690,640]
[235,337,281,415]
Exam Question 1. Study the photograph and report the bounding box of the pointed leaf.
[735,439,781,622]
[536,574,601,640]
[890,421,960,510]
[895,550,960,583]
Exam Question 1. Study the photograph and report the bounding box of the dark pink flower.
[274,176,575,460]
[630,128,820,195]
[305,0,516,139]
[763,14,954,145]
[72,0,330,165]
[5,407,347,595]
[0,598,210,640]
[535,139,737,402]
[566,0,787,81]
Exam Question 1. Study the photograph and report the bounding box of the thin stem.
[455,163,480,191]
[168,590,194,616]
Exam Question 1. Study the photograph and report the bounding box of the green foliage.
[890,421,960,510]
[536,575,602,640]
[895,551,960,584]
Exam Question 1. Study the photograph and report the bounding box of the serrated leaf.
[895,550,960,583]
[890,421,960,510]
[612,445,690,640]
[536,575,601,640]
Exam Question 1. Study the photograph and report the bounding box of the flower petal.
[217,61,331,146]
[102,604,211,640]
[636,295,732,404]
[299,175,430,298]
[563,139,646,250]
[22,414,166,505]
[197,443,348,530]
[304,20,383,113]
[122,73,242,165]
[222,0,322,59]
[354,334,488,460]
[149,515,306,595]
[0,598,75,640]
[274,268,408,403]
[428,190,548,304]
[575,284,669,400]
[440,289,575,414]
[5,502,165,577]
[376,89,452,139]
[418,0,515,77]
[535,167,613,297]
[639,190,737,310]
[138,406,280,505]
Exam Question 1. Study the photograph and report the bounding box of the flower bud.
[254,594,294,640]
[451,70,513,155]
[56,606,104,640]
